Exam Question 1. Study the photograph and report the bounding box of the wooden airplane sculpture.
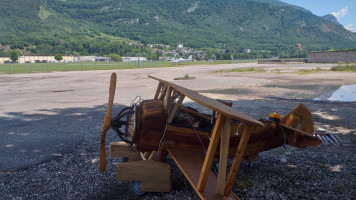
[100,72,321,199]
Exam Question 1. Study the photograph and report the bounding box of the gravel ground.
[1,63,355,199]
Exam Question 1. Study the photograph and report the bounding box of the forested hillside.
[1,0,355,57]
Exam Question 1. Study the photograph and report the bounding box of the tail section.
[280,104,314,134]
[280,104,321,147]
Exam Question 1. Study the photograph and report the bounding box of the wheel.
[132,181,145,196]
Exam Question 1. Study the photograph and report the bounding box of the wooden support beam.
[158,84,168,100]
[216,117,231,195]
[154,82,163,99]
[197,113,225,192]
[148,151,157,160]
[224,124,254,197]
[164,86,172,111]
[182,106,211,121]
[167,94,185,123]
[109,142,141,161]
[140,152,151,160]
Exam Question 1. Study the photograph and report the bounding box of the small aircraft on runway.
[100,73,321,199]
[170,55,193,64]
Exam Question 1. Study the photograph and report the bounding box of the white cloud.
[345,24,356,32]
[331,7,348,20]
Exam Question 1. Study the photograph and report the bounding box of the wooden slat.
[148,75,264,127]
[224,124,254,197]
[148,151,157,160]
[164,86,172,111]
[217,117,231,195]
[158,84,168,100]
[140,152,151,160]
[168,149,238,200]
[167,94,185,123]
[109,142,141,161]
[154,82,162,99]
[197,113,225,192]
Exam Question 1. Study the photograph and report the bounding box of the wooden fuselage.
[131,100,321,159]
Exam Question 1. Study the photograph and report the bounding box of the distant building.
[122,57,147,62]
[95,57,110,62]
[244,49,251,54]
[177,44,184,49]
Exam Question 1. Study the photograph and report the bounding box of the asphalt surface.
[1,62,355,172]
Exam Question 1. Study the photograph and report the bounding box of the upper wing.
[148,75,264,127]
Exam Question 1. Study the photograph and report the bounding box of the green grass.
[174,73,196,80]
[213,67,266,73]
[0,60,257,74]
[297,67,326,75]
[0,62,174,74]
[330,64,356,72]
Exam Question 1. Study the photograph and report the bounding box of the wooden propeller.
[100,72,117,173]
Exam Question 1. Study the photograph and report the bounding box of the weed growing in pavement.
[214,67,266,73]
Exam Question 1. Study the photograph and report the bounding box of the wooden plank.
[109,142,141,161]
[154,82,162,99]
[164,86,172,111]
[168,149,238,200]
[167,94,185,123]
[197,113,225,192]
[116,160,171,192]
[224,124,254,197]
[148,75,264,127]
[166,125,209,136]
[217,117,231,195]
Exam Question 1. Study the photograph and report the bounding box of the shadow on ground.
[0,104,126,172]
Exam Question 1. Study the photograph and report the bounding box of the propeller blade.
[100,72,117,172]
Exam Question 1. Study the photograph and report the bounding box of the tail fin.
[280,104,321,147]
[280,104,314,134]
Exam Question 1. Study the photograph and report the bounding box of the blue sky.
[280,0,356,32]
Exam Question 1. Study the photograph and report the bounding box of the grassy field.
[0,60,257,74]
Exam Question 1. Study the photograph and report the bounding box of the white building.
[122,57,147,62]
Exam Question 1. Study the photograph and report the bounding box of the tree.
[108,53,122,62]
[10,51,18,62]
[55,54,63,62]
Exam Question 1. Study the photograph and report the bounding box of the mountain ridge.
[0,0,355,56]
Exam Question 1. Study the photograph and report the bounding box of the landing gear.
[132,181,145,196]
